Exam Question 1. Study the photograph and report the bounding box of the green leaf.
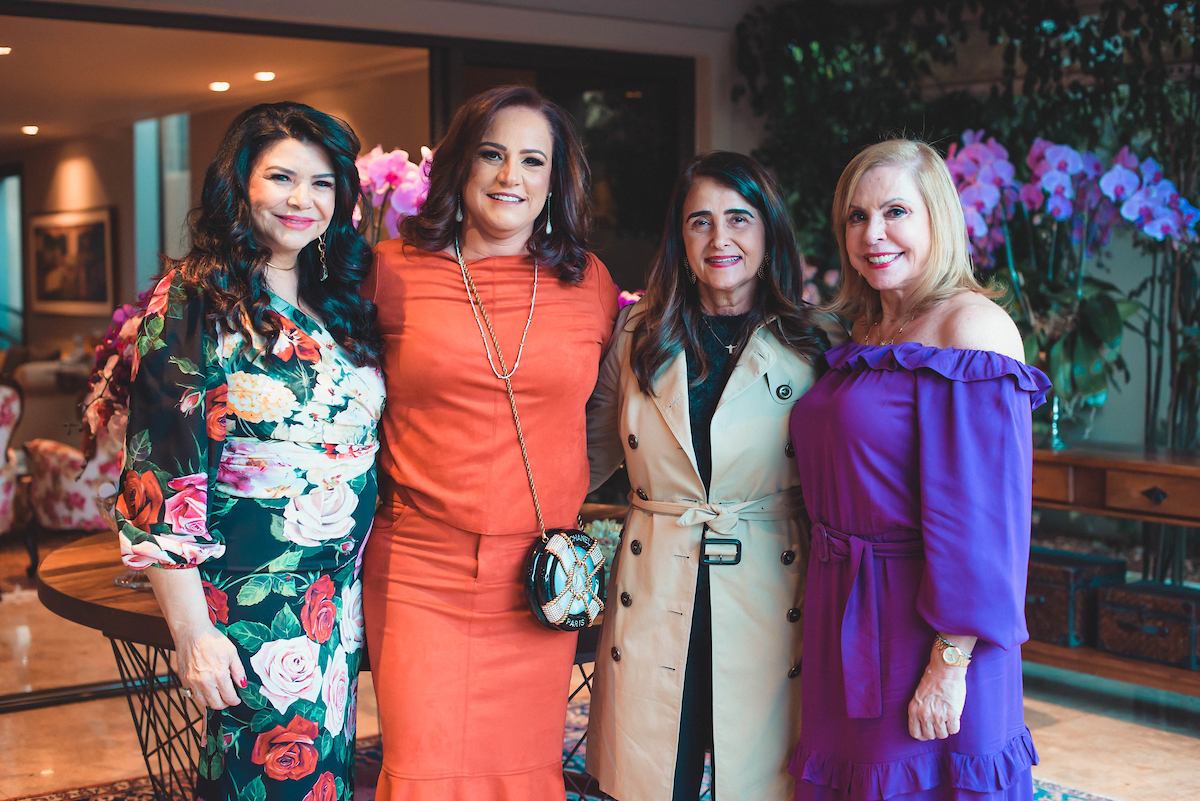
[209,752,223,780]
[1115,299,1143,321]
[267,548,303,573]
[1023,333,1040,367]
[198,753,210,779]
[318,731,333,760]
[169,356,201,375]
[236,576,273,607]
[1072,334,1108,398]
[1048,337,1073,399]
[271,605,303,639]
[250,709,278,731]
[129,430,152,464]
[226,621,273,653]
[269,515,289,542]
[1083,293,1123,346]
[243,776,266,801]
[275,575,298,597]
[239,684,269,710]
[335,777,346,801]
[144,314,164,338]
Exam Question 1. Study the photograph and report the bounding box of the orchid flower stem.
[1076,205,1091,301]
[1000,197,1034,323]
[1048,220,1058,284]
[1020,203,1041,282]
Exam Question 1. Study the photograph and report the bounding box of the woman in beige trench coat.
[586,152,845,801]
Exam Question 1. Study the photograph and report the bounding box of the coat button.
[776,384,793,400]
[620,592,632,607]
[636,488,648,501]
[630,540,642,555]
[789,661,801,678]
[784,442,794,458]
[787,608,802,623]
[628,434,638,449]
[781,550,796,565]
[611,647,621,662]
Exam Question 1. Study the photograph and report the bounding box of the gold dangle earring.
[758,252,770,279]
[318,233,328,282]
[684,256,697,284]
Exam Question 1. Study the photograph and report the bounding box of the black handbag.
[458,246,606,631]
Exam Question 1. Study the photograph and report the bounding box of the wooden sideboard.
[1032,446,1200,528]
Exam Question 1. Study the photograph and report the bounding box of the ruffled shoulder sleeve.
[826,341,1051,408]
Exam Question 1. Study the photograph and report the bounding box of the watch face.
[941,646,960,664]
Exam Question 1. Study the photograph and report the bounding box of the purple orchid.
[1041,170,1076,200]
[1044,144,1084,176]
[1140,158,1164,185]
[1099,164,1140,202]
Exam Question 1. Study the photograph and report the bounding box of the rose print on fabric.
[274,317,322,364]
[164,473,209,539]
[339,580,364,654]
[321,646,351,738]
[282,484,358,547]
[118,469,163,530]
[249,634,323,715]
[226,371,298,424]
[250,715,319,781]
[301,575,337,643]
[303,772,337,801]
[206,385,228,442]
[201,580,229,625]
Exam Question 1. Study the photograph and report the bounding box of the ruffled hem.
[826,343,1051,409]
[789,728,1039,801]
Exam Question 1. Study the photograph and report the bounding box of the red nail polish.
[239,677,248,688]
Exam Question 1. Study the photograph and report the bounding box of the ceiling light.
[254,72,276,82]
[21,126,38,135]
[0,47,12,56]
[209,81,231,92]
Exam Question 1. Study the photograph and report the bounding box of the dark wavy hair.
[399,85,591,283]
[176,101,380,367]
[629,151,831,394]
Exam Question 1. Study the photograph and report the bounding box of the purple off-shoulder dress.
[788,342,1051,801]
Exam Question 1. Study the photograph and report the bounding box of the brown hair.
[826,139,996,325]
[399,85,592,282]
[629,151,830,395]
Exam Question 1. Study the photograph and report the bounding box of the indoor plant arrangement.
[354,145,432,245]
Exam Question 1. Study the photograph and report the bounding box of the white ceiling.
[0,15,427,152]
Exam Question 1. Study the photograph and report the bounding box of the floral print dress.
[116,270,385,801]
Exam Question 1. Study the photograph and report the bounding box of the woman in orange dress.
[361,85,618,801]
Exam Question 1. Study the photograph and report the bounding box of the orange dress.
[361,242,618,801]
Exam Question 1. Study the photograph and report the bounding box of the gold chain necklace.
[454,239,537,381]
[868,311,917,346]
[266,261,295,272]
[701,315,744,355]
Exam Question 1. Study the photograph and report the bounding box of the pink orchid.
[1099,165,1140,202]
[1040,170,1076,200]
[1044,145,1084,176]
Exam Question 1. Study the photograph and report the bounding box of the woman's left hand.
[907,658,967,741]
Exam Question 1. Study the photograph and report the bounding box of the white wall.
[30,0,766,157]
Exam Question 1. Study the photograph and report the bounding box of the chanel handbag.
[456,243,606,631]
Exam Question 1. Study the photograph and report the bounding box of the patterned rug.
[2,700,1116,801]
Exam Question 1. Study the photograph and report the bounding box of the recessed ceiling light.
[209,81,231,92]
[21,126,38,135]
[0,47,12,56]
[254,72,276,82]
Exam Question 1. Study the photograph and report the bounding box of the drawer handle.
[1117,620,1170,637]
[1141,486,1169,504]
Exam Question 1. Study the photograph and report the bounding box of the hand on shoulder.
[937,293,1025,362]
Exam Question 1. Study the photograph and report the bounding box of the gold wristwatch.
[934,635,972,667]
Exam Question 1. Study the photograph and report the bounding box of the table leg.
[109,638,203,801]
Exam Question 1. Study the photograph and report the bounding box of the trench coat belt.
[627,486,805,535]
[811,521,924,720]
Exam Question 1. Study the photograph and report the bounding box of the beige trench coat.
[584,305,841,801]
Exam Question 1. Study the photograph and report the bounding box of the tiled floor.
[2,535,1198,801]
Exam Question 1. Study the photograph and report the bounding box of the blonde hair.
[825,139,996,324]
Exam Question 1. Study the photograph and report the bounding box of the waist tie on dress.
[217,437,379,499]
[811,521,924,719]
[627,486,804,535]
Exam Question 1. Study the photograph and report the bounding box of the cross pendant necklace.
[702,316,739,354]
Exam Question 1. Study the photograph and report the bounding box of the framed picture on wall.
[27,207,115,315]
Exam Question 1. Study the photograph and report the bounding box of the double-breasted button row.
[781,550,796,565]
[612,647,621,662]
[628,434,638,449]
[629,540,643,555]
[636,488,649,501]
[620,592,632,607]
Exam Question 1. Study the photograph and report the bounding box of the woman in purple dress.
[787,139,1050,801]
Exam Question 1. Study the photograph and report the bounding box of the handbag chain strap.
[455,241,548,542]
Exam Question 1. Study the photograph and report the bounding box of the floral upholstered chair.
[0,377,24,539]
[25,423,123,533]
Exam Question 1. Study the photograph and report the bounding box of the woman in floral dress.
[116,102,384,801]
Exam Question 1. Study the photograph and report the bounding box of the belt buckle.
[702,538,742,566]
